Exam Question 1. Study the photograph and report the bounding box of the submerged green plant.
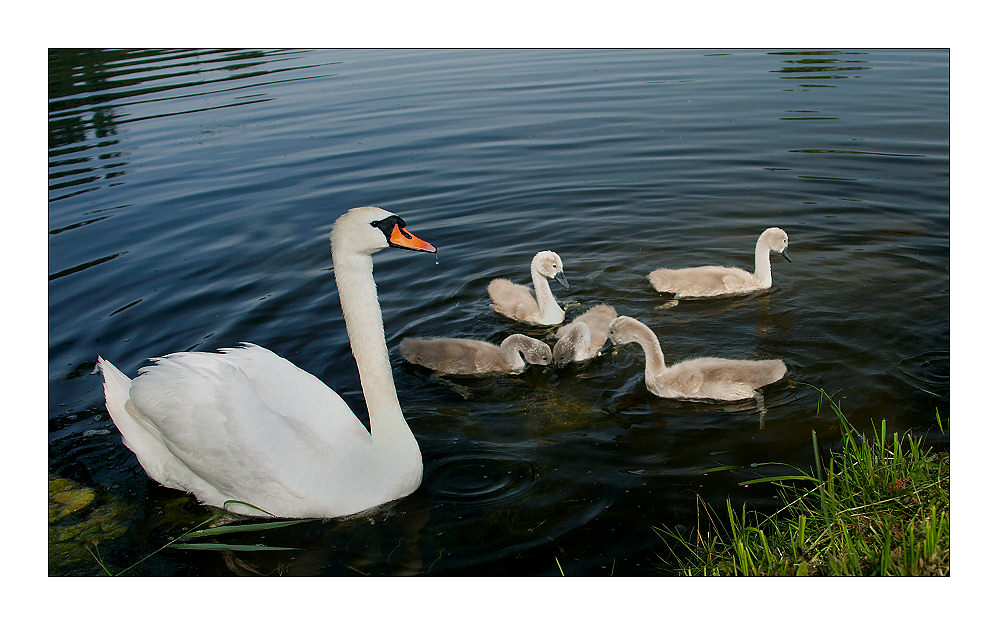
[89,500,313,576]
[657,389,949,576]
[49,475,138,574]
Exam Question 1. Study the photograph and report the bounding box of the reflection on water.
[48,48,336,205]
[769,50,871,85]
[48,49,948,576]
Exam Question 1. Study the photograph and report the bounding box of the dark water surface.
[48,49,948,576]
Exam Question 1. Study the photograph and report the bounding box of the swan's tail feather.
[98,356,132,425]
[98,356,189,491]
[98,356,152,455]
[98,356,152,460]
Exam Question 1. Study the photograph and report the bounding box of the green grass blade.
[812,429,830,526]
[169,543,304,551]
[704,465,739,473]
[738,475,818,486]
[220,500,275,516]
[180,519,312,539]
[85,543,114,576]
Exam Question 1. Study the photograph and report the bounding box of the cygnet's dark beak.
[780,249,791,263]
[555,272,569,288]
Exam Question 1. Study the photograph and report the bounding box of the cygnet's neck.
[567,323,591,360]
[752,235,774,288]
[498,335,528,370]
[332,249,419,463]
[628,323,670,382]
[530,265,564,324]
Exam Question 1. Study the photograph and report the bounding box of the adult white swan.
[607,316,786,401]
[488,250,569,325]
[98,206,436,518]
[648,227,791,298]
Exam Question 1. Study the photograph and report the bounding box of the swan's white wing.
[128,344,373,511]
[99,357,227,501]
[212,343,371,441]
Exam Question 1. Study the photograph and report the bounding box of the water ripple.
[48,252,126,282]
[896,350,950,400]
[424,448,538,508]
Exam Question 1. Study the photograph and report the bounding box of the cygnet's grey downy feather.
[553,304,617,364]
[488,250,569,325]
[607,316,786,400]
[401,334,552,375]
[648,227,790,298]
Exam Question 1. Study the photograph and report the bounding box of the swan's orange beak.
[388,223,436,253]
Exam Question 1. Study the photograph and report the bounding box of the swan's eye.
[371,215,410,242]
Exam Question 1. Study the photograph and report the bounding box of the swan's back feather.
[133,343,369,445]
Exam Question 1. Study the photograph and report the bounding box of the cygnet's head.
[607,315,647,347]
[760,227,791,262]
[331,206,437,257]
[531,250,569,287]
[552,322,586,365]
[519,335,553,366]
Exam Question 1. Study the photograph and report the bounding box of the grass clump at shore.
[657,391,949,576]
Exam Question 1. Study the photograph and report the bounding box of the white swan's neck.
[332,251,420,468]
[530,265,564,324]
[753,235,774,288]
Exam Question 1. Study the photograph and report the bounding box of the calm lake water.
[48,49,949,576]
